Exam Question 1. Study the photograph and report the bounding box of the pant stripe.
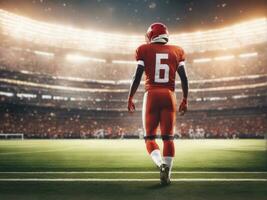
[142,92,148,137]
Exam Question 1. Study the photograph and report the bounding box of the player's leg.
[161,110,175,170]
[159,90,176,184]
[143,91,162,167]
[159,110,175,185]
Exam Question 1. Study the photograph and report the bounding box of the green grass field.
[0,139,266,200]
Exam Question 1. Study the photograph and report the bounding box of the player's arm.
[177,62,188,115]
[127,64,144,112]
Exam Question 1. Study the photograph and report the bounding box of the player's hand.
[179,98,187,115]
[127,97,135,113]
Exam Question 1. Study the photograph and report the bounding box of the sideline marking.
[0,178,266,182]
[0,147,77,155]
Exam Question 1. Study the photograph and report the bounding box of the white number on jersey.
[154,53,169,83]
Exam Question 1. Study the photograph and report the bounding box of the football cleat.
[146,23,169,44]
[159,163,171,186]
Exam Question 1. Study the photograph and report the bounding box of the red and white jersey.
[135,43,185,91]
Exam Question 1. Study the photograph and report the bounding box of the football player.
[127,22,188,185]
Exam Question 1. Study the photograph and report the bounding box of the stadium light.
[34,50,54,57]
[70,97,87,101]
[53,96,68,101]
[20,70,34,75]
[203,97,228,101]
[214,55,235,61]
[232,94,249,99]
[239,52,258,58]
[17,93,36,99]
[65,54,106,63]
[193,58,212,63]
[42,95,52,99]
[0,91,14,97]
[112,60,137,65]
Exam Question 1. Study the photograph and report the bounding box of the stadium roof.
[0,9,266,54]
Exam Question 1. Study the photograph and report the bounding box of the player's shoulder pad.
[172,45,184,52]
[170,45,185,63]
[136,43,149,51]
[174,45,185,57]
[135,44,148,63]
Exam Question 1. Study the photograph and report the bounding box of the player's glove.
[127,97,135,113]
[179,98,187,115]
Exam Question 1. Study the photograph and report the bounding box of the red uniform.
[136,43,185,137]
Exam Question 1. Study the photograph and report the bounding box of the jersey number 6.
[155,53,169,83]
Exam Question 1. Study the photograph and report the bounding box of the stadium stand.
[0,10,266,139]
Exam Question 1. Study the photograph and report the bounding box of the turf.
[0,139,266,200]
[0,182,267,200]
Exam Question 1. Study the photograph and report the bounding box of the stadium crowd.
[0,41,267,81]
[0,43,266,139]
[0,104,266,139]
[0,67,266,112]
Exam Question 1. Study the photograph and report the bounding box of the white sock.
[150,149,163,167]
[164,156,174,177]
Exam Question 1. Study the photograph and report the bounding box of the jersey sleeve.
[135,45,145,67]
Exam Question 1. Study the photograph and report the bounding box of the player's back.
[136,43,185,91]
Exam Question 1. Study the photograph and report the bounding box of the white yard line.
[0,147,77,155]
[0,178,266,182]
[0,171,266,174]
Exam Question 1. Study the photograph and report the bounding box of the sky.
[0,0,266,33]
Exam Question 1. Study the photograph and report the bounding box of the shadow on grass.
[146,183,171,190]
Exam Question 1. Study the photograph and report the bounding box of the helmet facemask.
[150,34,169,44]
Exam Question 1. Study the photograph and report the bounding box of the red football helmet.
[146,23,169,44]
